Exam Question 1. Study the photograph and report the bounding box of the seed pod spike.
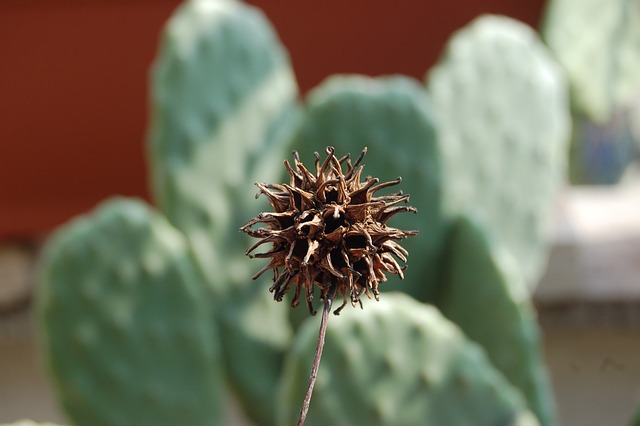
[291,278,302,308]
[370,176,403,195]
[284,160,303,187]
[344,147,367,181]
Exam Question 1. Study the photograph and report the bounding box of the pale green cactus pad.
[148,1,299,423]
[278,293,533,426]
[542,0,640,123]
[149,0,300,289]
[289,75,443,302]
[437,215,558,426]
[37,198,223,426]
[427,15,570,290]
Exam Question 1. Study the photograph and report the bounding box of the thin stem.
[297,286,336,426]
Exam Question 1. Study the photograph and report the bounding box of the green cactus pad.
[148,1,298,424]
[278,293,533,426]
[149,0,300,286]
[437,216,558,426]
[289,75,443,302]
[542,0,640,123]
[37,198,223,426]
[427,15,570,290]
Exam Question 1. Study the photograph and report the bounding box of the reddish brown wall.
[0,0,545,237]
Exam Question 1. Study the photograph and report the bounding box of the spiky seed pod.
[241,146,418,316]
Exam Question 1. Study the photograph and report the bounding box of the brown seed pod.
[241,146,418,315]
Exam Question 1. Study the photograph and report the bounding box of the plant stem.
[297,286,336,426]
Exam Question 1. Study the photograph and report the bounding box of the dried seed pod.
[241,147,418,315]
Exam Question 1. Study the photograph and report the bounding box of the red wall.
[0,0,545,238]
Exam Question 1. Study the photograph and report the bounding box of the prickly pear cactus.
[37,198,223,426]
[437,215,558,426]
[427,15,570,290]
[542,0,640,124]
[289,75,443,302]
[278,293,536,426]
[148,0,299,423]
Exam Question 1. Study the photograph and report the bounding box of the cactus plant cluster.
[29,1,572,426]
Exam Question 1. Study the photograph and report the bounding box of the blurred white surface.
[536,177,640,303]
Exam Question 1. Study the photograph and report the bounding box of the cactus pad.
[37,198,223,426]
[427,15,570,289]
[437,215,558,426]
[278,293,533,426]
[542,0,640,123]
[148,1,298,423]
[290,75,443,302]
[149,0,300,285]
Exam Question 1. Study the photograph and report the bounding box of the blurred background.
[1,1,639,425]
